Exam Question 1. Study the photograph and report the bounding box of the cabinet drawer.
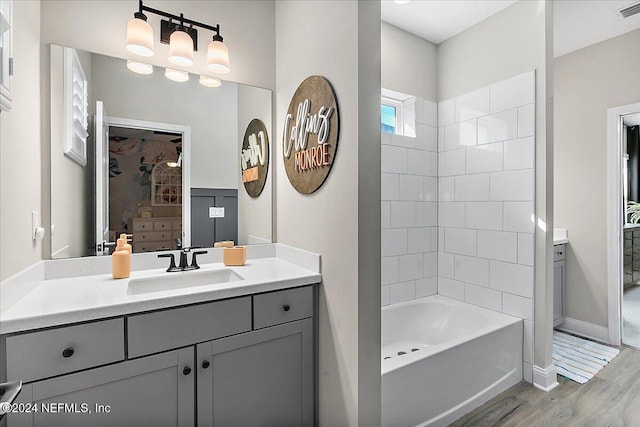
[172,220,182,230]
[553,245,566,262]
[127,297,252,358]
[5,318,124,383]
[154,221,172,231]
[253,286,313,329]
[133,241,171,253]
[133,221,153,232]
[625,236,633,249]
[136,231,172,241]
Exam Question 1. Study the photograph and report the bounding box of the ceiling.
[381,0,640,57]
[554,0,640,57]
[381,0,517,45]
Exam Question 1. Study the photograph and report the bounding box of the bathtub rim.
[381,294,522,376]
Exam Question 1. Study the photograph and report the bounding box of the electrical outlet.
[209,207,225,218]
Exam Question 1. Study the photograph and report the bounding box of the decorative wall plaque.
[240,118,270,198]
[283,75,340,194]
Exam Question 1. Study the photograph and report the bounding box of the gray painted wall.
[275,1,381,425]
[90,53,239,189]
[555,29,640,328]
[237,85,273,245]
[0,0,277,276]
[381,22,437,102]
[0,0,42,280]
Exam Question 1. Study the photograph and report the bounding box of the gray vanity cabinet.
[197,319,314,427]
[553,244,566,327]
[3,285,316,427]
[6,347,194,427]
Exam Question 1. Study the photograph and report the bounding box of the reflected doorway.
[622,111,640,348]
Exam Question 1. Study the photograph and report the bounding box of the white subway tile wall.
[437,71,535,382]
[381,72,535,381]
[381,98,439,305]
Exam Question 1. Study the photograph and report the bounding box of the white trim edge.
[532,364,559,392]
[556,317,610,344]
[607,102,640,347]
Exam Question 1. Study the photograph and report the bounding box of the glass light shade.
[165,68,189,82]
[168,30,194,67]
[206,40,230,74]
[126,60,153,75]
[125,17,154,57]
[199,75,221,88]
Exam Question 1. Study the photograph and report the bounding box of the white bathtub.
[381,295,523,427]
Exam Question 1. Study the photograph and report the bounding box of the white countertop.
[553,228,568,245]
[0,245,321,334]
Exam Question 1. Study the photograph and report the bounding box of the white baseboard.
[557,317,610,344]
[532,364,559,392]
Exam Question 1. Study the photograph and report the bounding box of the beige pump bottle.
[112,237,131,279]
[119,233,132,254]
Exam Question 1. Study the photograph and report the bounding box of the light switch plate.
[209,207,225,218]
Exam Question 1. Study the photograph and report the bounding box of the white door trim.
[607,101,640,346]
[105,116,192,248]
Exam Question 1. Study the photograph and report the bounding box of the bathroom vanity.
[0,244,320,427]
[553,243,566,327]
[553,229,568,327]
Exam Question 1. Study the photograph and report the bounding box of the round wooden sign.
[240,118,270,198]
[283,75,339,194]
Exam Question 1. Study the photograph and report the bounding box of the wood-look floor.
[450,346,640,427]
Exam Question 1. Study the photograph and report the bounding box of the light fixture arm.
[139,0,221,36]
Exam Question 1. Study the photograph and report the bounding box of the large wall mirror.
[50,44,272,259]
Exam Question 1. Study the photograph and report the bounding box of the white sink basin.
[127,269,243,295]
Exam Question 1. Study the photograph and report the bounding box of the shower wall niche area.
[381,71,536,382]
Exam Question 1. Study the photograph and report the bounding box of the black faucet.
[158,247,208,272]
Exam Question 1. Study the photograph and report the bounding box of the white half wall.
[275,1,381,425]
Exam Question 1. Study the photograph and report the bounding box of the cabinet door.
[197,319,313,427]
[553,260,565,326]
[6,347,194,427]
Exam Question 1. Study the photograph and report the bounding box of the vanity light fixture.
[125,0,230,73]
[168,24,194,67]
[125,10,154,56]
[199,75,222,88]
[165,68,189,82]
[126,60,153,75]
[207,34,230,74]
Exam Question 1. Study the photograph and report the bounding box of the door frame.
[607,101,640,346]
[106,116,192,248]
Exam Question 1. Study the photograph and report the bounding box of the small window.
[381,103,398,134]
[381,97,404,135]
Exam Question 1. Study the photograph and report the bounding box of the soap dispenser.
[119,233,132,254]
[112,237,131,279]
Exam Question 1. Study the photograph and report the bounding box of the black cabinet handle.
[283,304,291,312]
[183,366,192,376]
[62,347,75,358]
[202,360,210,369]
[558,252,563,255]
